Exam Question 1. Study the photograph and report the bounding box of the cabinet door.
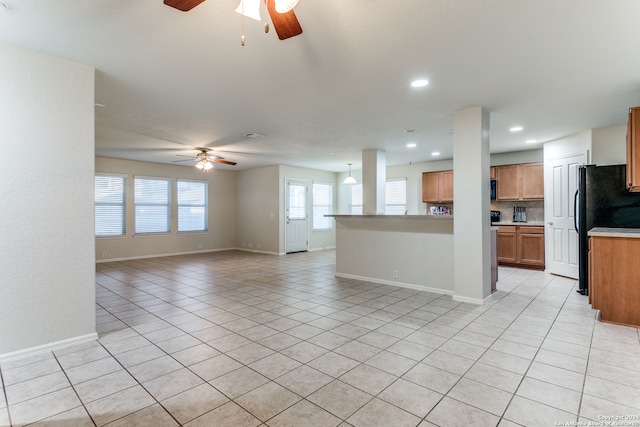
[518,227,545,266]
[439,170,454,202]
[422,172,439,202]
[628,107,640,191]
[521,162,544,200]
[496,165,521,200]
[490,167,496,180]
[497,226,517,263]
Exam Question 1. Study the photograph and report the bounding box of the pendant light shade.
[343,163,357,184]
[235,0,261,20]
[274,0,298,13]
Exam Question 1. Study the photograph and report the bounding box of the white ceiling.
[1,0,639,172]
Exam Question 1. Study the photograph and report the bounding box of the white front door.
[285,180,308,253]
[544,152,585,278]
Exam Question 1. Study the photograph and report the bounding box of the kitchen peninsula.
[328,215,456,294]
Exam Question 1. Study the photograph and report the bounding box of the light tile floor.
[1,250,639,426]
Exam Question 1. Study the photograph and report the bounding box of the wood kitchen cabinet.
[495,162,543,201]
[496,226,517,263]
[589,234,640,327]
[422,170,453,203]
[626,106,640,191]
[497,225,545,269]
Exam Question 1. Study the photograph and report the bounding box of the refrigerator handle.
[573,189,579,233]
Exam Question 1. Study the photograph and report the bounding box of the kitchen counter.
[492,221,545,226]
[588,227,640,238]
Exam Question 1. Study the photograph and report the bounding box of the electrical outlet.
[102,251,107,258]
[198,243,203,249]
[392,269,398,279]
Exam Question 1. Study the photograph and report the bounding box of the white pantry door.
[544,152,585,278]
[285,180,308,253]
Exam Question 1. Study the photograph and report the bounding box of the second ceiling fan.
[163,0,303,40]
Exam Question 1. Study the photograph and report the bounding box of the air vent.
[242,132,265,138]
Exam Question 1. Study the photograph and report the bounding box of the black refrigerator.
[576,164,640,294]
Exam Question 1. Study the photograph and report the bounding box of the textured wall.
[0,43,96,357]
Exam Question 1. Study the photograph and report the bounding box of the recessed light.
[525,139,538,144]
[410,79,429,88]
[510,126,523,132]
[406,143,417,148]
[431,151,440,156]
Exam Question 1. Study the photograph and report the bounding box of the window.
[350,183,363,214]
[134,177,170,234]
[312,182,333,230]
[386,178,407,214]
[177,180,208,232]
[95,175,125,236]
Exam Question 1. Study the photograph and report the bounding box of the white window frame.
[312,182,333,231]
[385,178,407,214]
[95,174,126,237]
[134,176,171,235]
[177,179,208,233]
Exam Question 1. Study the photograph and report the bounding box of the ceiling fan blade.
[163,0,206,12]
[172,158,194,163]
[214,158,237,166]
[265,0,302,40]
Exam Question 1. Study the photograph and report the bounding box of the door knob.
[547,221,553,226]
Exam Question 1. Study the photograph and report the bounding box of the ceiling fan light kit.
[165,0,302,42]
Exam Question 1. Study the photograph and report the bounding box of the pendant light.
[343,163,357,184]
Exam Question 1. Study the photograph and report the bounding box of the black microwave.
[490,179,496,200]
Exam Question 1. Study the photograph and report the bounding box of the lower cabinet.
[589,235,640,327]
[497,225,544,269]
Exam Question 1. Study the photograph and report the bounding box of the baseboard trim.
[96,247,236,263]
[452,293,491,305]
[0,333,99,363]
[335,272,454,296]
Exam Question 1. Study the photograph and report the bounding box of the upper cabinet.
[495,162,544,201]
[422,170,453,203]
[627,106,640,192]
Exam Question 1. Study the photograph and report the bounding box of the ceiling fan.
[163,0,303,41]
[173,148,237,170]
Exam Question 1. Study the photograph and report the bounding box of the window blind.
[177,180,208,232]
[312,182,333,230]
[95,175,125,236]
[134,177,170,234]
[385,178,407,214]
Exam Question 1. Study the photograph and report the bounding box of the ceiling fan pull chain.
[263,0,269,33]
[241,0,246,46]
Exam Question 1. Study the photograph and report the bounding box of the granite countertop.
[588,227,640,238]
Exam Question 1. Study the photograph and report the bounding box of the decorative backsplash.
[490,200,544,223]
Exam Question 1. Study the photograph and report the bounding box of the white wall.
[592,124,627,166]
[544,129,592,162]
[0,43,96,358]
[236,166,281,253]
[95,157,237,261]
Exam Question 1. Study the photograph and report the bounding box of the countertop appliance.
[490,210,501,223]
[576,164,640,294]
